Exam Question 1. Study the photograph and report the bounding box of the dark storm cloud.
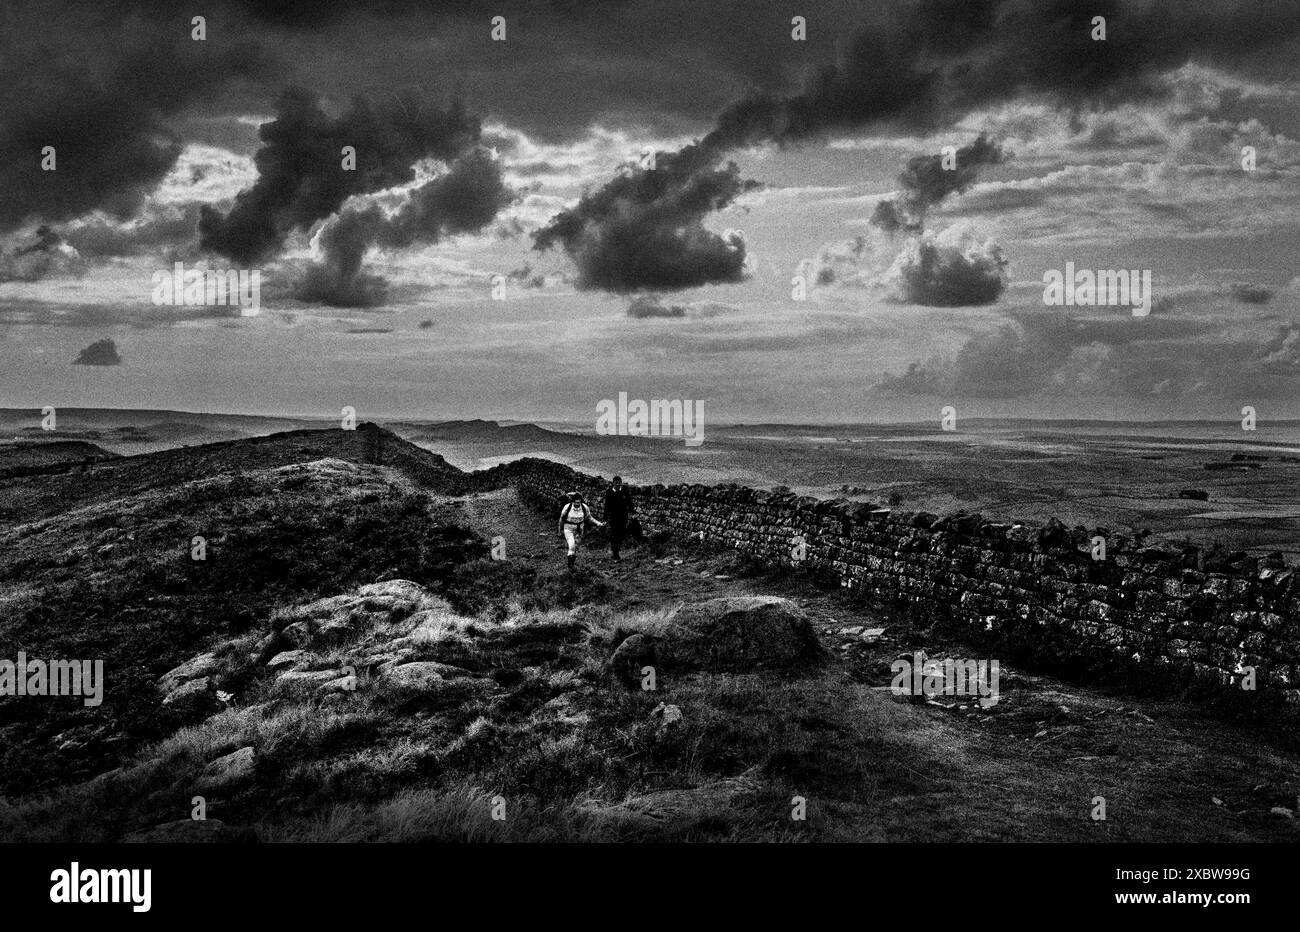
[292,208,388,307]
[870,135,1007,236]
[888,228,1009,306]
[539,0,1300,293]
[380,148,514,245]
[0,29,273,233]
[10,0,1300,297]
[95,0,639,30]
[200,88,482,264]
[533,143,758,293]
[706,0,1300,149]
[295,147,513,306]
[72,338,122,366]
[93,0,861,139]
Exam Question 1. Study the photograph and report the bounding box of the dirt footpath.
[441,487,1300,841]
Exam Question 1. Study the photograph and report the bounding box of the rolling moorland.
[0,414,1298,841]
[6,407,1298,557]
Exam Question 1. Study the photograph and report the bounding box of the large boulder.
[196,746,256,793]
[612,596,823,684]
[160,676,219,721]
[610,633,656,685]
[158,652,220,694]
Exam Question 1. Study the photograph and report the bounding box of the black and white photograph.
[0,0,1295,911]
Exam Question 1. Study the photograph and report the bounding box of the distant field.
[394,419,1300,560]
[5,409,1297,558]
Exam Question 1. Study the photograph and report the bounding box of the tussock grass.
[1,577,940,843]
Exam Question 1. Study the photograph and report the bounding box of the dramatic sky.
[3,0,1300,423]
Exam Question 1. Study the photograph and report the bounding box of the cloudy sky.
[2,0,1299,424]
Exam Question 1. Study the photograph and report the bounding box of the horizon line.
[2,406,1299,429]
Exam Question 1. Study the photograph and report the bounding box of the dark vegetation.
[0,463,481,796]
[2,429,1298,842]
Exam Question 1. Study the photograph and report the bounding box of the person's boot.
[567,554,576,570]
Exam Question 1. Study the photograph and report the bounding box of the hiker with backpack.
[559,491,604,569]
[603,476,634,562]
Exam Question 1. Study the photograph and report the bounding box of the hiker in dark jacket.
[603,476,634,562]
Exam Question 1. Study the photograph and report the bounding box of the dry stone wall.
[343,426,1298,696]
[499,453,1300,696]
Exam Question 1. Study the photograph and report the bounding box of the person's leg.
[564,527,578,568]
[609,521,626,560]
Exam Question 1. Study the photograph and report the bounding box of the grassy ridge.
[0,460,481,796]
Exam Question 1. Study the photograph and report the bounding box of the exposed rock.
[359,649,418,671]
[607,597,823,685]
[380,661,487,701]
[266,649,313,671]
[317,674,358,695]
[158,652,220,694]
[270,669,344,697]
[314,616,356,646]
[577,771,761,831]
[122,819,239,843]
[357,579,431,609]
[651,702,683,726]
[160,676,219,720]
[196,746,256,792]
[254,630,291,665]
[655,596,824,674]
[383,661,469,689]
[271,580,444,651]
[280,621,312,648]
[610,633,656,686]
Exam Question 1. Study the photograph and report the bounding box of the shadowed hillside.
[0,439,119,480]
[3,426,1300,843]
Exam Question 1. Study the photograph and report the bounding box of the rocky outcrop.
[196,746,256,793]
[157,653,222,721]
[612,596,823,684]
[160,676,220,720]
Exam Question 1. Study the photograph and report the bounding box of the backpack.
[562,502,587,526]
